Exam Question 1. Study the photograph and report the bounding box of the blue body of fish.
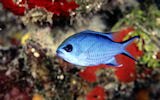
[56,30,139,68]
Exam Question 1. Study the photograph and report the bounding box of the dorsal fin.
[79,30,113,40]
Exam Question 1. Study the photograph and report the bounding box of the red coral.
[0,0,25,15]
[79,65,107,83]
[86,86,107,100]
[115,54,137,83]
[46,2,61,16]
[113,27,135,42]
[79,67,97,83]
[46,0,79,16]
[27,0,53,9]
[0,0,79,16]
[61,1,79,15]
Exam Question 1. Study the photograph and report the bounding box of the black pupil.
[63,44,73,52]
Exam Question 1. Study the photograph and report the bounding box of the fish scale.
[84,37,121,60]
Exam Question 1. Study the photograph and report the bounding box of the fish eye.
[63,44,73,52]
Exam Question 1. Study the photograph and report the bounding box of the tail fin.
[121,36,140,61]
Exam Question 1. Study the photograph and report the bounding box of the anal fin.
[106,57,122,67]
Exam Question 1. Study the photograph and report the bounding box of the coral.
[0,0,160,100]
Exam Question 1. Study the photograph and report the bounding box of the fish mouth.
[56,50,63,54]
[56,50,64,57]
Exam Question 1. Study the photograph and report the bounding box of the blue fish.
[56,30,139,68]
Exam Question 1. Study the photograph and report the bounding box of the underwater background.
[0,0,160,100]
